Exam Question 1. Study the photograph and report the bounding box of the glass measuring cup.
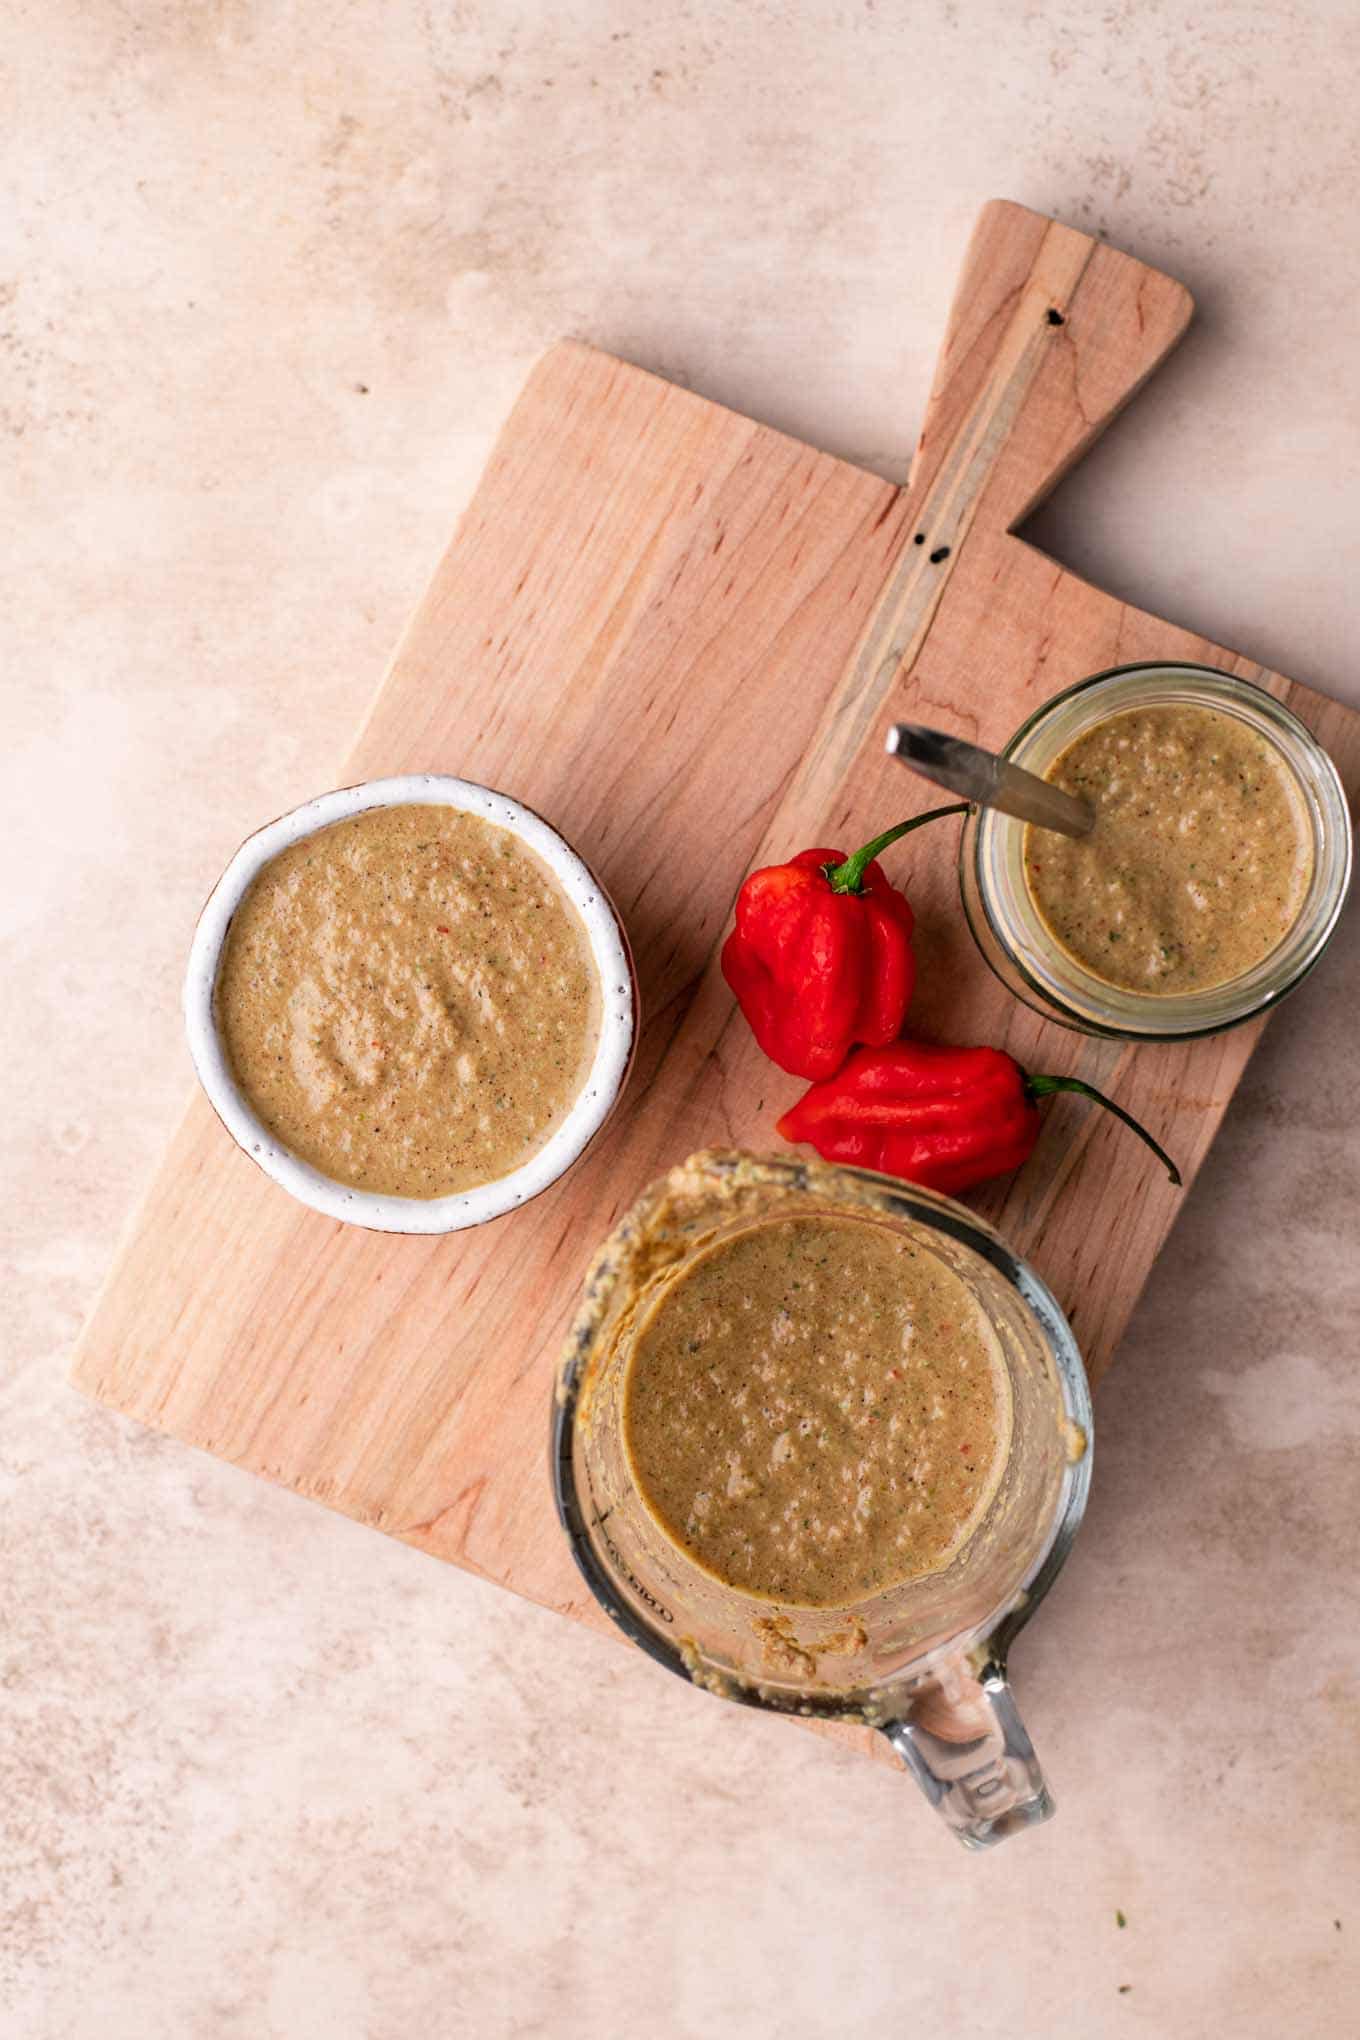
[552,1150,1091,1849]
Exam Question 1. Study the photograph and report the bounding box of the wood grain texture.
[73,204,1359,1766]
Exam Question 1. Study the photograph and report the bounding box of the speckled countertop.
[6,4,1359,2035]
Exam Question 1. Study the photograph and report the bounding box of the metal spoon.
[885,722,1095,839]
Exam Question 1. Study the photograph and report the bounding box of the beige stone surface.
[5,2,1358,2035]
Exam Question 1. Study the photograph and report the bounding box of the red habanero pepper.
[720,806,969,1081]
[776,1039,1181,1197]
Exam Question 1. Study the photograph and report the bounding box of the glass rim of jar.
[960,662,1353,1041]
[551,1154,1094,1721]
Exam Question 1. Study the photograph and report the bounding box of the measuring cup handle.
[879,1657,1053,1849]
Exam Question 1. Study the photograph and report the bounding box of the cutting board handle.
[906,200,1194,539]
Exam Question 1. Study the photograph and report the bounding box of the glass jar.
[959,662,1352,1039]
[552,1149,1091,1850]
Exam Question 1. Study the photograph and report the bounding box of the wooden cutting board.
[73,203,1359,1764]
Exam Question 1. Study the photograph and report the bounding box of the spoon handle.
[886,722,1095,839]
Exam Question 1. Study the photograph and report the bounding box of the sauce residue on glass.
[621,1212,1010,1609]
[1024,702,1312,995]
[216,803,598,1198]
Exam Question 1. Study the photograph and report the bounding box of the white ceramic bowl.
[184,774,638,1233]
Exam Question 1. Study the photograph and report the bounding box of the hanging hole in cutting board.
[1011,302,1319,683]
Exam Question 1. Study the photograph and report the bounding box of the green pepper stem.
[1026,1074,1182,1186]
[825,804,971,894]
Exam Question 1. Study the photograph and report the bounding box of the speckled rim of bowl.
[183,774,638,1235]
